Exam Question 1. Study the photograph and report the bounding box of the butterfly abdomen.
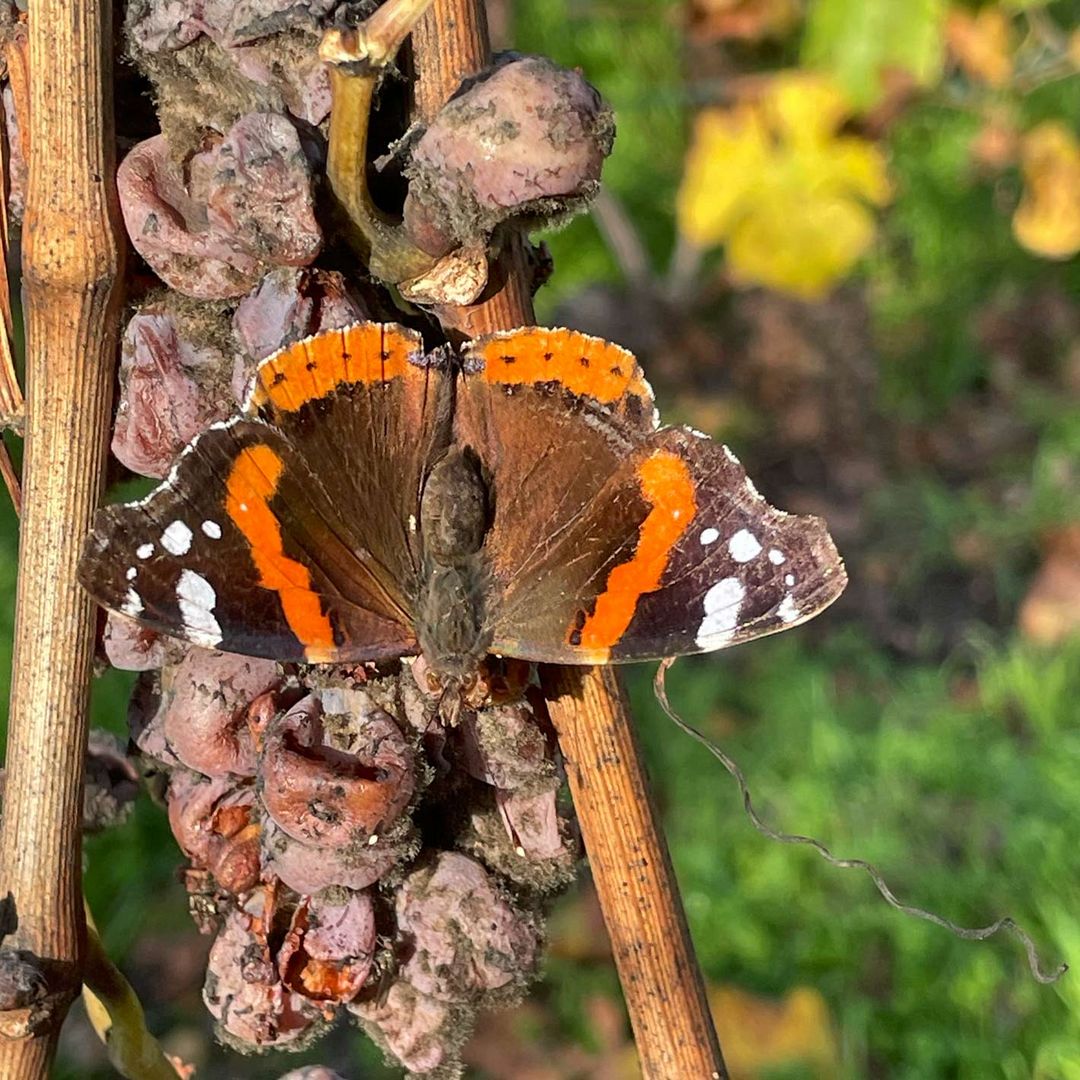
[415,560,493,679]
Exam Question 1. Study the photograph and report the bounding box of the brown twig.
[0,0,124,1074]
[407,4,727,1075]
[0,446,19,514]
[0,22,26,512]
[0,25,23,349]
[545,667,727,1077]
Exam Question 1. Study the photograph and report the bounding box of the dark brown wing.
[588,429,846,662]
[456,328,845,664]
[455,326,657,594]
[80,322,451,662]
[246,322,450,605]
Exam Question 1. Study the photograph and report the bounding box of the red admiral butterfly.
[79,323,846,693]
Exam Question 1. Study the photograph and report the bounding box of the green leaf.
[801,0,947,108]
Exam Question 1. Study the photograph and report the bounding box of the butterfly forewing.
[603,429,846,660]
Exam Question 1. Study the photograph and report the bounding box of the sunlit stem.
[321,0,441,284]
[82,902,186,1079]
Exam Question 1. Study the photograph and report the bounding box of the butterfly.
[79,322,846,698]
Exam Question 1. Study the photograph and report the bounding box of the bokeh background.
[2,0,1079,1076]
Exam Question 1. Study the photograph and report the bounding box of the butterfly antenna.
[654,658,1067,984]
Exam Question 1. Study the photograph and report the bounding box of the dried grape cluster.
[113,625,569,1067]
[82,0,616,1072]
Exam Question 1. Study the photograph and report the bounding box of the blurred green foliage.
[802,0,946,107]
[628,634,1080,1078]
[515,0,688,310]
[1,0,1078,1076]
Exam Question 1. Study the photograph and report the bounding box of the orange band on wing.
[225,444,337,661]
[578,451,696,658]
[470,327,652,406]
[248,323,422,413]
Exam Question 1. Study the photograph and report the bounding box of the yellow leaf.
[676,72,892,298]
[1012,121,1080,260]
[766,71,850,145]
[946,6,1014,88]
[678,105,771,247]
[727,192,877,299]
[709,983,839,1077]
[826,137,894,205]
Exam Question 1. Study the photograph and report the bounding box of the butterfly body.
[79,323,847,688]
[414,448,495,681]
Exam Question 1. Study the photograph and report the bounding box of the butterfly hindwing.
[461,326,656,431]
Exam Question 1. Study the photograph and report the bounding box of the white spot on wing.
[121,588,143,616]
[125,567,137,581]
[136,543,154,560]
[722,444,740,464]
[695,576,745,649]
[784,573,795,587]
[699,527,720,546]
[768,548,785,565]
[408,514,417,534]
[728,528,762,563]
[161,520,193,556]
[201,520,222,539]
[177,569,222,646]
[777,594,799,623]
